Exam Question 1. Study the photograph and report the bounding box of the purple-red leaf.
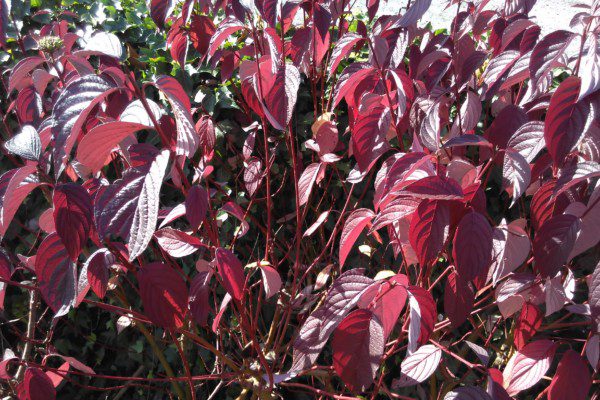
[529,30,574,86]
[544,77,587,166]
[406,285,436,352]
[291,269,375,372]
[502,149,531,207]
[409,199,450,266]
[153,76,198,157]
[453,210,493,281]
[392,344,442,388]
[154,228,205,258]
[185,185,209,230]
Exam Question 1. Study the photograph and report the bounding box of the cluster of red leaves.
[0,0,600,399]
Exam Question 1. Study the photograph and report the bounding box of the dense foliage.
[0,0,599,399]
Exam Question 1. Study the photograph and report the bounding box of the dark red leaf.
[53,184,93,261]
[138,262,188,328]
[444,271,474,328]
[533,214,580,278]
[35,233,77,317]
[548,350,591,400]
[185,185,209,230]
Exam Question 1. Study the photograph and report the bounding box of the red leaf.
[453,209,493,281]
[196,115,215,155]
[94,150,169,261]
[332,309,384,392]
[77,121,150,173]
[490,221,531,284]
[185,185,209,230]
[259,264,281,299]
[507,121,545,163]
[360,274,409,339]
[189,15,215,56]
[51,75,115,178]
[406,285,436,352]
[84,249,117,299]
[149,0,173,28]
[529,30,574,86]
[329,32,364,75]
[444,271,474,328]
[292,269,375,372]
[513,303,543,350]
[207,17,245,57]
[35,233,77,317]
[548,350,591,400]
[530,179,569,230]
[243,157,263,197]
[502,339,555,395]
[502,149,531,207]
[578,34,600,100]
[4,125,42,161]
[544,77,587,166]
[533,214,580,278]
[138,262,188,328]
[409,199,450,266]
[154,228,205,258]
[53,184,93,261]
[215,248,245,301]
[339,208,375,268]
[419,100,441,151]
[153,76,198,157]
[259,62,301,131]
[0,164,40,237]
[298,162,324,206]
[17,368,56,400]
[8,57,46,93]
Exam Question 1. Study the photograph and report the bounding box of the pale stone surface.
[374,0,583,35]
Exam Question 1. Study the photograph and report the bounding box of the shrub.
[0,0,599,399]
